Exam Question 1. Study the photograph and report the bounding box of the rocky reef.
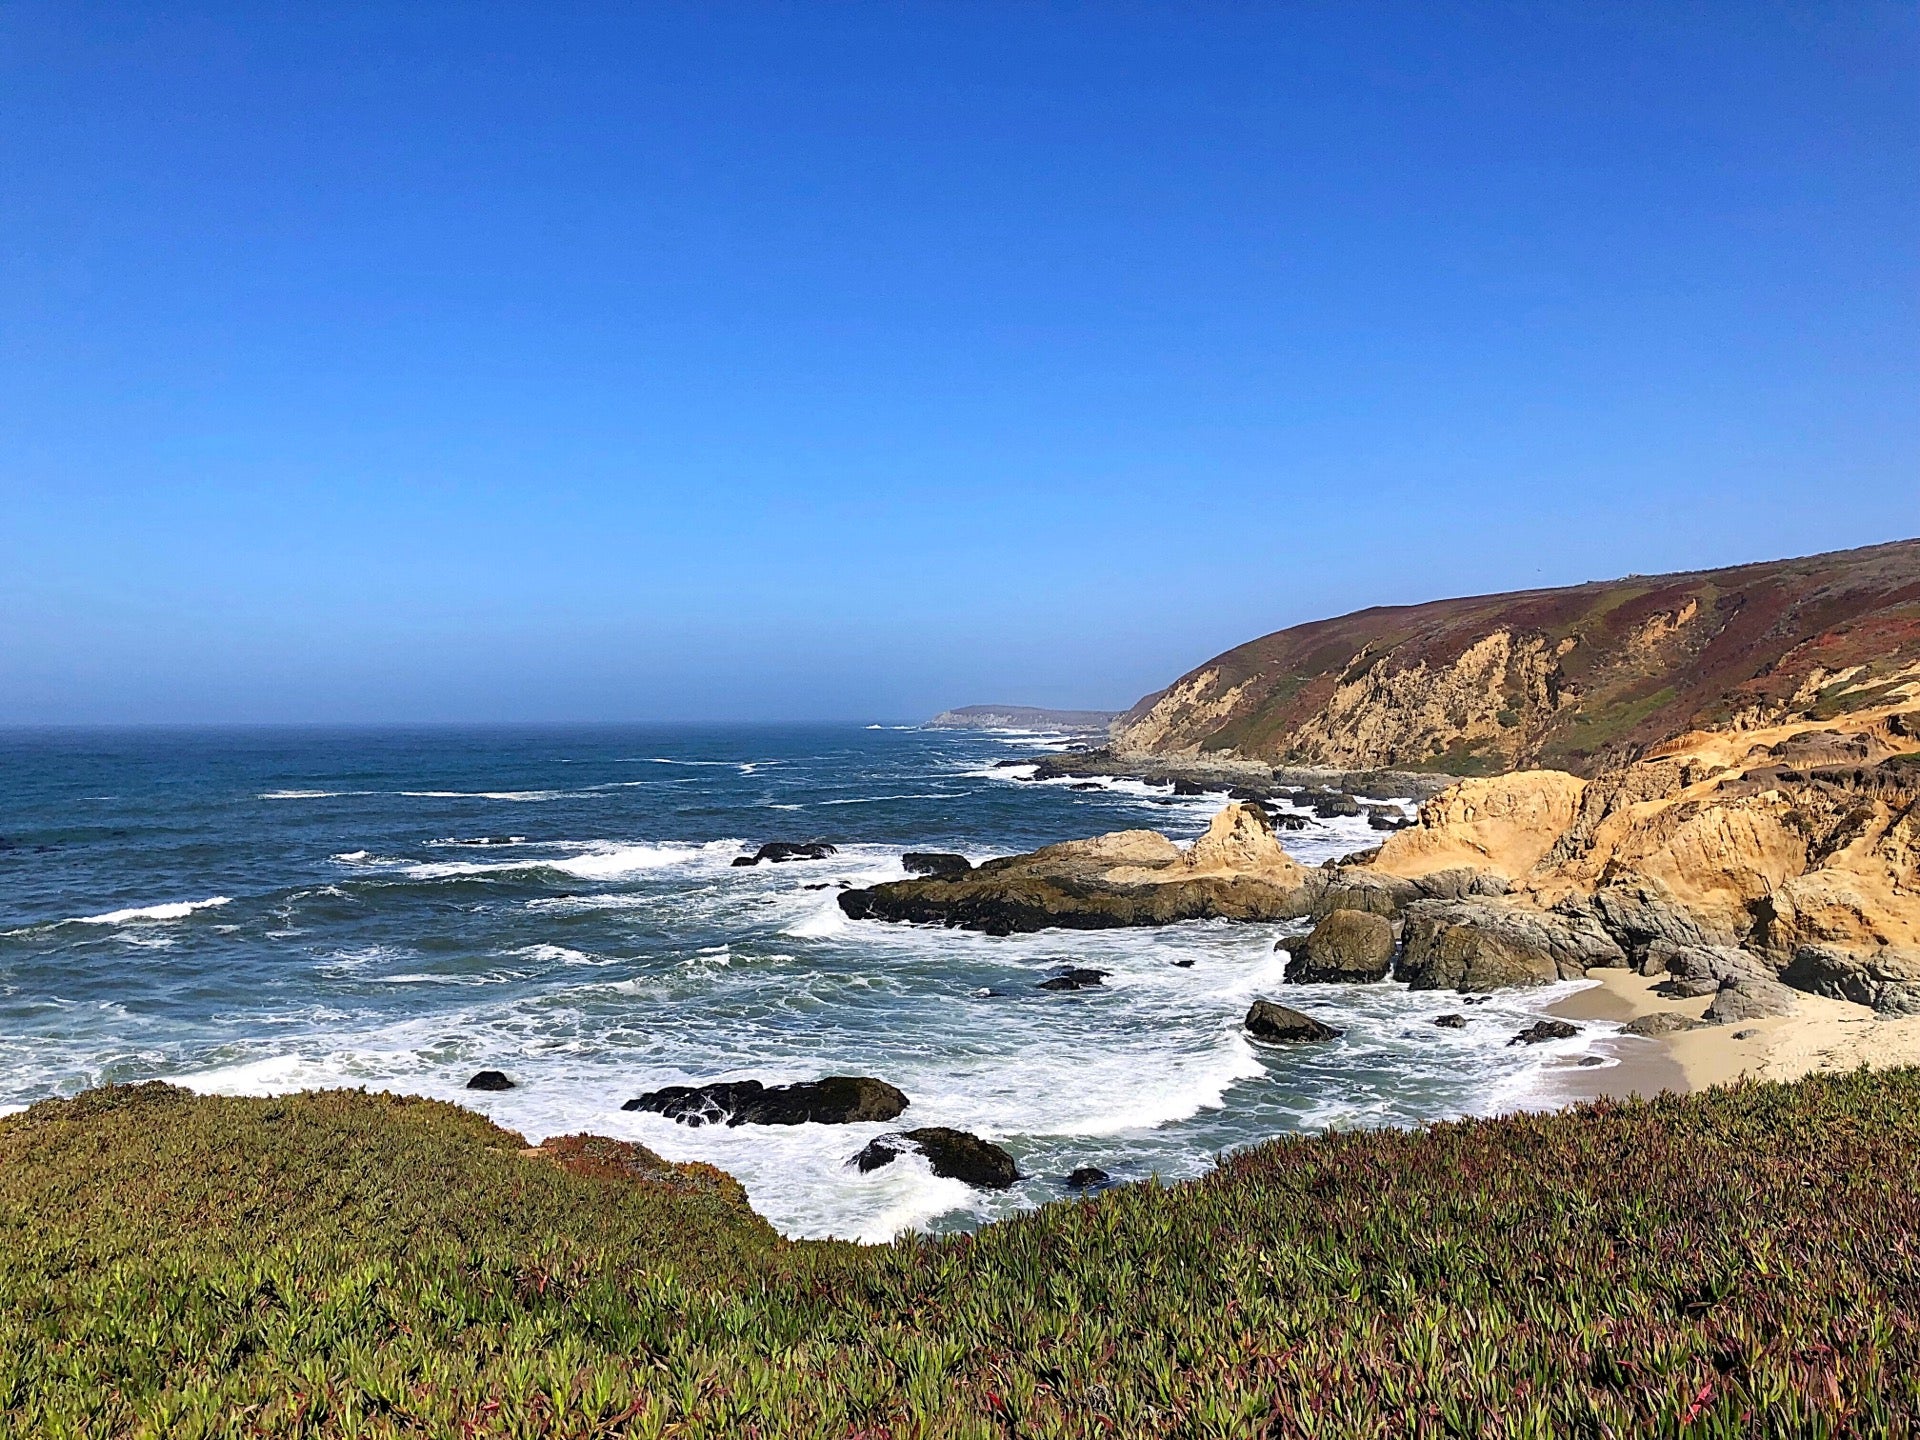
[838,801,1320,935]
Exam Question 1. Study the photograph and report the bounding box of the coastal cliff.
[1112,538,1920,777]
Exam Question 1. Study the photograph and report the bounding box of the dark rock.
[1171,958,1195,968]
[1171,779,1210,796]
[1702,976,1797,1025]
[1312,793,1363,818]
[1652,942,1776,997]
[1733,1028,1760,1039]
[465,1070,516,1091]
[1271,811,1309,830]
[1412,868,1510,902]
[1066,1165,1112,1191]
[1782,944,1920,1015]
[1037,967,1109,992]
[992,758,1028,768]
[1069,781,1105,791]
[852,1127,1020,1190]
[733,841,838,867]
[624,1076,908,1127]
[1397,899,1625,991]
[1577,1056,1606,1067]
[902,852,972,878]
[1368,810,1413,831]
[1432,1014,1467,1029]
[1245,999,1342,1044]
[1620,1012,1699,1037]
[1285,908,1396,983]
[1509,1020,1579,1046]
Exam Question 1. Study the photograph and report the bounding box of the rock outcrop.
[903,852,972,877]
[733,841,837,867]
[853,1128,1021,1189]
[1395,899,1624,991]
[838,803,1317,935]
[1244,1000,1342,1043]
[624,1077,908,1127]
[1284,909,1395,983]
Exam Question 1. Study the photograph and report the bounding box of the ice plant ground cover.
[2,1072,1916,1437]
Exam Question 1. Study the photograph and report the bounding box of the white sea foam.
[73,897,233,926]
[399,789,569,802]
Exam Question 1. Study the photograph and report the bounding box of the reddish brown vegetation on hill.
[1115,538,1920,775]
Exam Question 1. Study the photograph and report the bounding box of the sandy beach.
[1539,968,1920,1105]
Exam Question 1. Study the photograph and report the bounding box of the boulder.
[733,841,838,867]
[852,1128,1020,1190]
[1509,1020,1579,1046]
[1396,899,1625,992]
[1066,1165,1112,1191]
[1285,908,1396,984]
[1311,793,1364,818]
[1782,944,1920,1016]
[1652,942,1777,997]
[902,852,972,878]
[625,1076,908,1127]
[1413,867,1511,901]
[1620,1012,1700,1037]
[1702,976,1798,1025]
[465,1070,515,1091]
[1037,967,1109,992]
[1432,1014,1467,1029]
[1245,999,1342,1044]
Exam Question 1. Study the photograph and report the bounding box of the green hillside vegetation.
[3,1075,1916,1437]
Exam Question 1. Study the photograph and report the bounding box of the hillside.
[6,1076,1920,1434]
[1113,538,1920,776]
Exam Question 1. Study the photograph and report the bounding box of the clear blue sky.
[3,3,1915,724]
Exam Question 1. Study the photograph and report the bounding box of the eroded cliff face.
[1112,539,1920,777]
[1361,702,1920,981]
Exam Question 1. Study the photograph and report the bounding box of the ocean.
[0,723,1608,1240]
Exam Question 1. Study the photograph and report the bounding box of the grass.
[5,1073,1920,1436]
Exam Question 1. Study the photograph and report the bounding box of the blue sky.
[3,3,1915,724]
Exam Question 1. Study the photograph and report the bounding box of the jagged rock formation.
[1113,539,1920,777]
[838,802,1317,935]
[1359,702,1920,1008]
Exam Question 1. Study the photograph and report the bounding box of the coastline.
[1544,967,1920,1102]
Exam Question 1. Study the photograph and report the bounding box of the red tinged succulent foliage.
[3,1073,1920,1435]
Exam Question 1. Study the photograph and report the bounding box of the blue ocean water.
[0,724,1607,1239]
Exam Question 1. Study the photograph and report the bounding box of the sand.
[1540,967,1920,1099]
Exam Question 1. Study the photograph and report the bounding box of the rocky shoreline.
[841,697,1920,1098]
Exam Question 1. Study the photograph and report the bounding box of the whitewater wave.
[73,897,233,926]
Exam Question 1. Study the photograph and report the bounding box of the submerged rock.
[732,841,838,867]
[1285,908,1395,984]
[1245,999,1342,1044]
[1036,967,1109,992]
[465,1070,516,1091]
[902,852,972,878]
[1066,1165,1113,1191]
[852,1127,1020,1190]
[624,1076,908,1127]
[1509,1020,1579,1046]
